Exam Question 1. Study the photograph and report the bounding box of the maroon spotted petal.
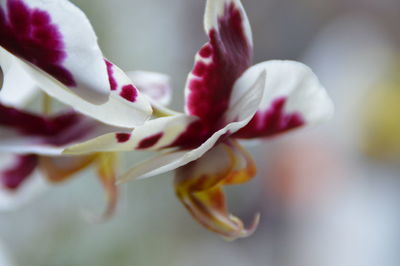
[0,103,94,146]
[0,0,75,86]
[185,1,252,131]
[1,154,38,191]
[233,97,305,139]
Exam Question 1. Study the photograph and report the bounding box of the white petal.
[232,60,334,138]
[0,57,38,107]
[184,0,253,122]
[0,109,129,155]
[64,114,198,154]
[118,122,245,182]
[0,153,48,211]
[65,70,266,158]
[127,71,172,106]
[225,70,267,123]
[118,71,266,182]
[6,51,152,128]
[204,0,252,47]
[0,0,110,103]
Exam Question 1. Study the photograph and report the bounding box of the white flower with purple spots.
[65,0,334,239]
[0,34,132,216]
[0,81,125,216]
[0,0,152,127]
[0,66,174,217]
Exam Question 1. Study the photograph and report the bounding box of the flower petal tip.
[115,175,133,185]
[115,173,140,185]
[224,212,260,241]
[81,174,118,223]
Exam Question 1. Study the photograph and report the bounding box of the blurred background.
[1,0,400,265]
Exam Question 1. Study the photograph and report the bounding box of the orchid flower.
[0,100,122,217]
[65,0,334,239]
[0,55,173,216]
[0,0,153,213]
[0,58,123,216]
[0,0,152,128]
[0,63,47,210]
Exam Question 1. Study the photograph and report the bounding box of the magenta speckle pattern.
[116,133,131,143]
[0,0,76,86]
[105,60,117,91]
[234,97,305,139]
[168,2,252,150]
[137,133,163,149]
[0,103,86,146]
[120,85,138,102]
[186,2,252,130]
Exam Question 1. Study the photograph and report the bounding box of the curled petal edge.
[175,140,260,240]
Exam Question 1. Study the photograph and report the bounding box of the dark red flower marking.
[166,3,252,151]
[0,103,90,146]
[166,120,211,150]
[116,133,131,143]
[120,85,138,102]
[233,97,305,139]
[105,60,117,91]
[0,0,76,86]
[199,44,212,58]
[1,154,38,191]
[185,2,252,130]
[137,132,163,149]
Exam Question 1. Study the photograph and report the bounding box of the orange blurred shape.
[265,137,343,209]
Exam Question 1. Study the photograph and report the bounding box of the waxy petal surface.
[204,0,252,46]
[8,51,152,127]
[64,115,198,155]
[0,104,128,155]
[0,56,38,107]
[117,122,247,183]
[117,71,265,182]
[112,71,266,183]
[175,140,259,240]
[161,70,267,150]
[233,61,334,138]
[184,0,252,129]
[0,0,110,103]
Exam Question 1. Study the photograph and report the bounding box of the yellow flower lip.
[175,139,260,240]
